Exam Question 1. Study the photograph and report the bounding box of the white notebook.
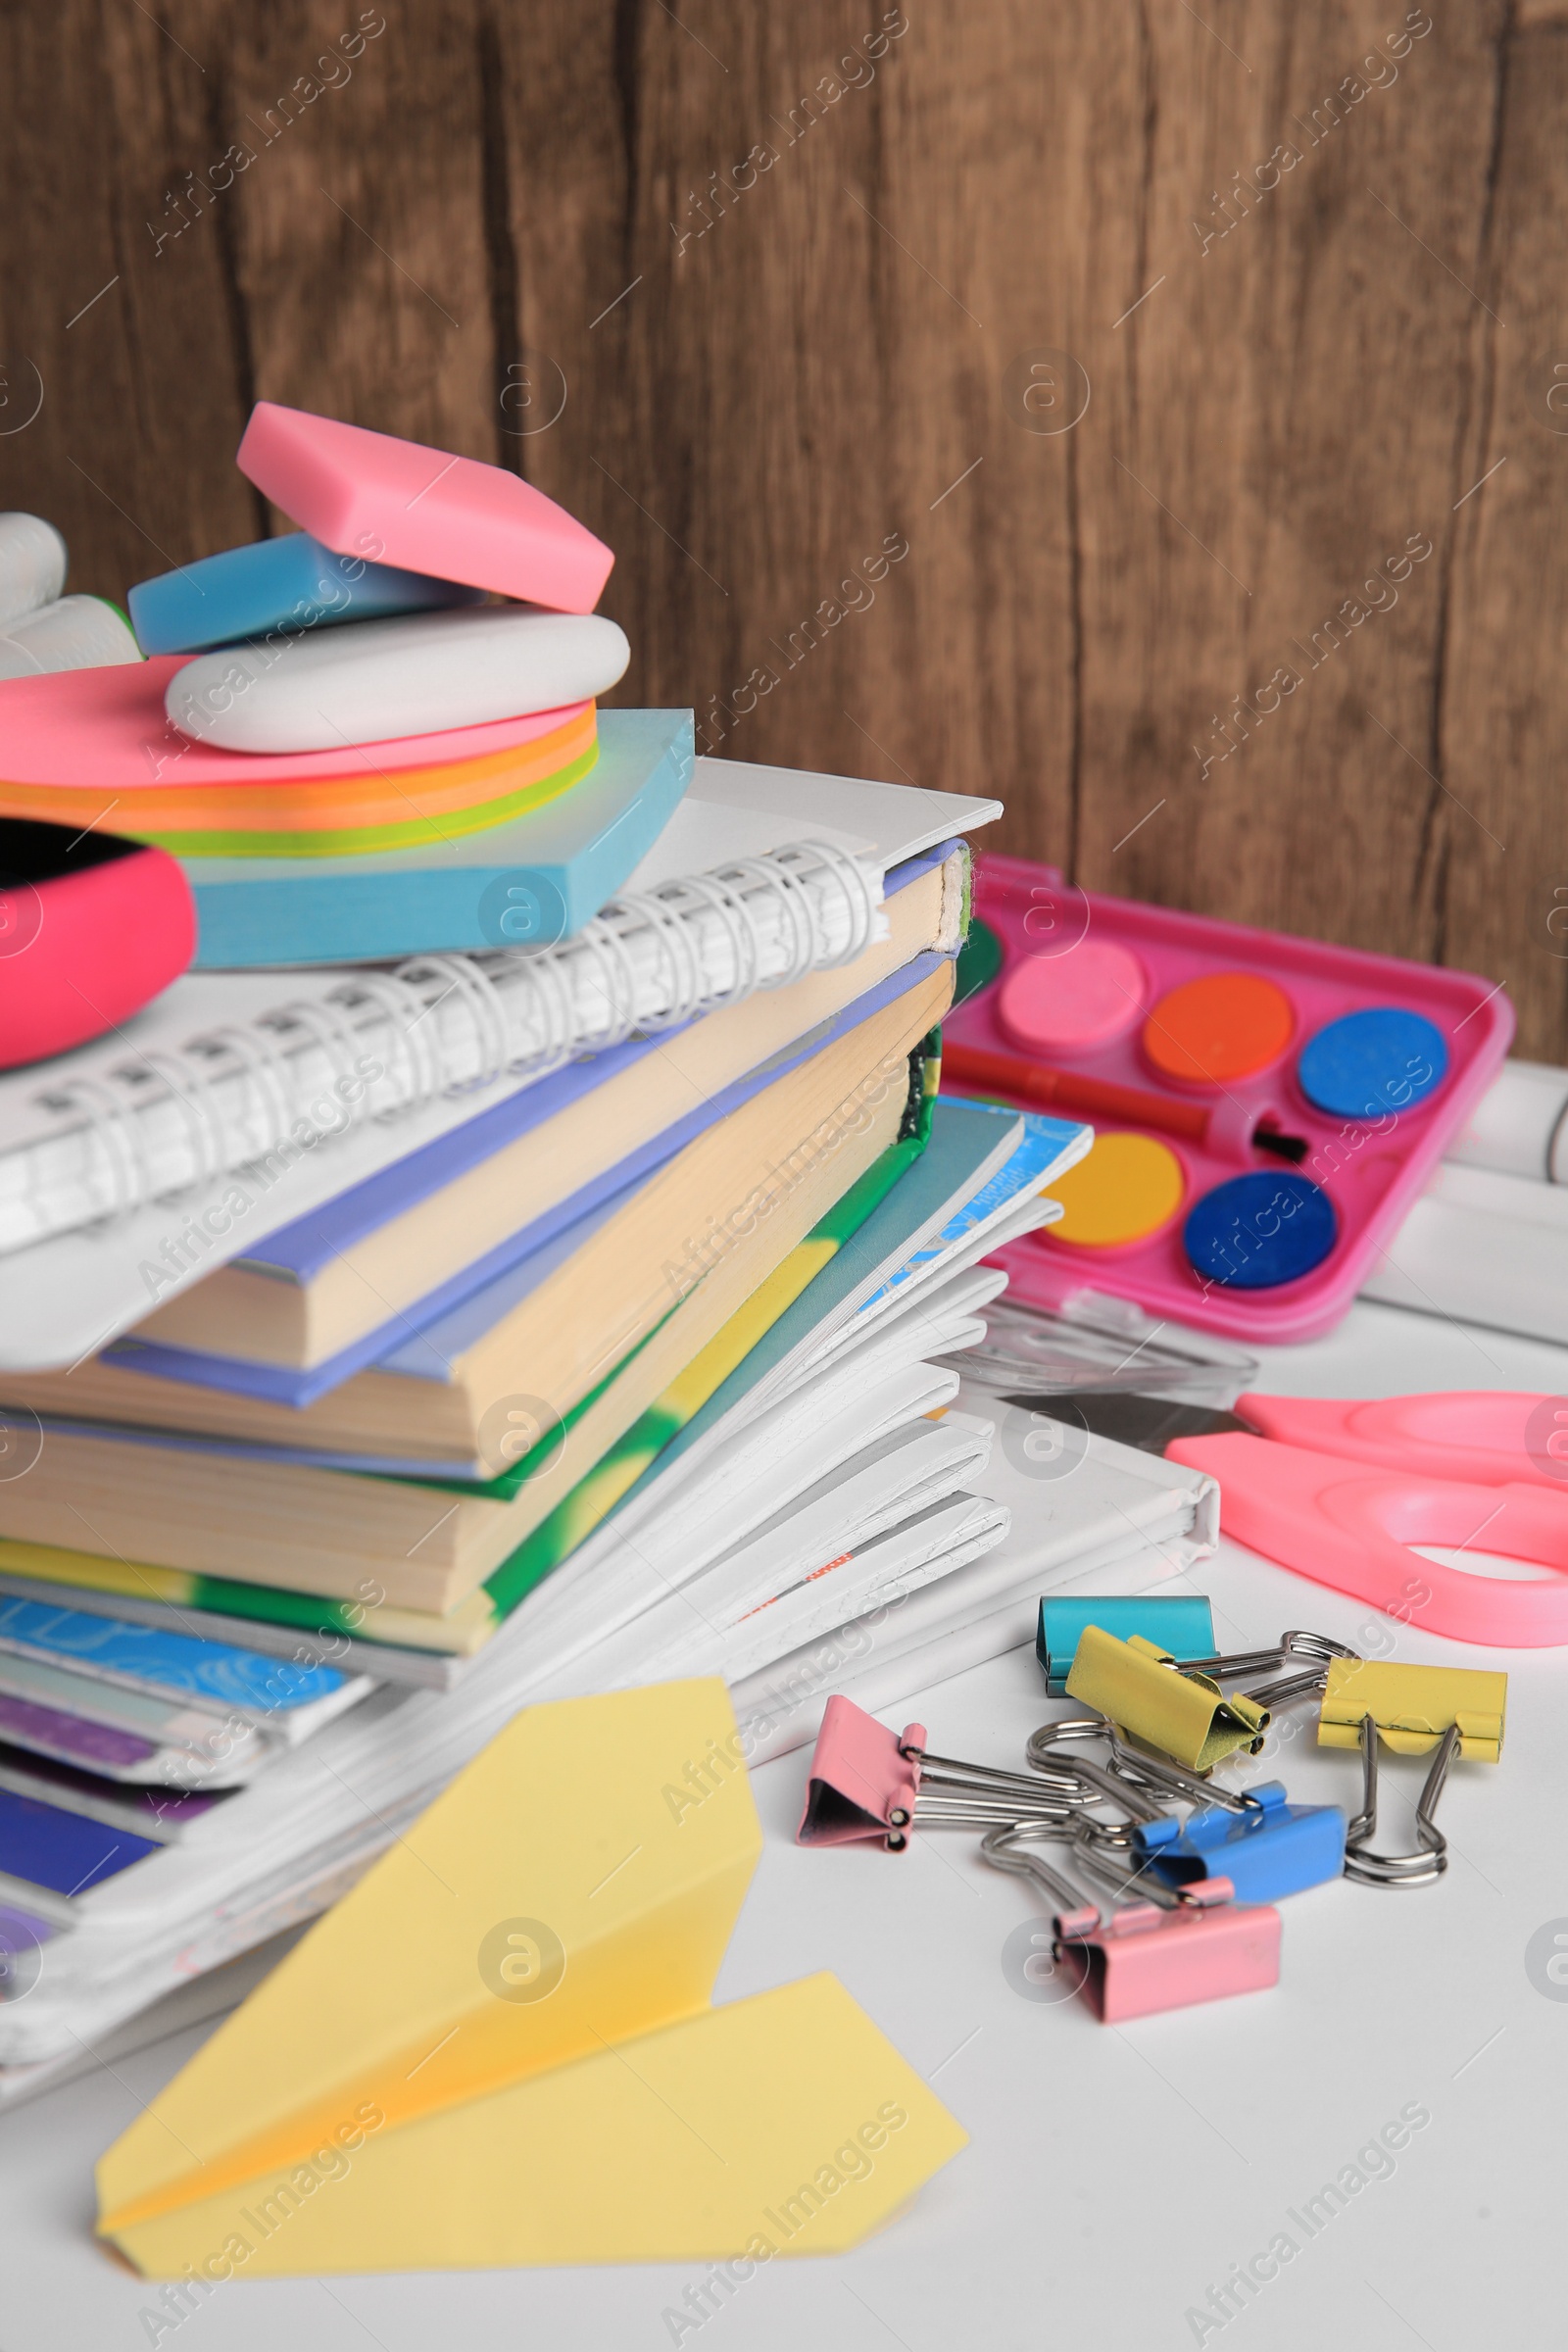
[0,762,1000,1370]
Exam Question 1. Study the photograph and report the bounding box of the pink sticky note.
[236,404,614,614]
[0,659,590,788]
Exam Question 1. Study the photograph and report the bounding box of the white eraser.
[166,604,631,753]
[0,594,140,681]
[0,514,68,626]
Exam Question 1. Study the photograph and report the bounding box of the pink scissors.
[1166,1392,1568,1647]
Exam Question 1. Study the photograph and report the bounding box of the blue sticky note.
[184,707,695,967]
[1037,1595,1215,1691]
[128,530,482,657]
[1297,1006,1449,1122]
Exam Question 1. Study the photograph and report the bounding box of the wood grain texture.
[0,0,1564,1051]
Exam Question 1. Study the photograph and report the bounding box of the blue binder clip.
[1037,1595,1216,1694]
[1133,1781,1346,1903]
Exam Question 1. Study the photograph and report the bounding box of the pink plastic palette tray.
[945,856,1515,1343]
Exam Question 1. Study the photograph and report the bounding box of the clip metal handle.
[1026,1711,1260,1813]
[1024,1715,1173,1824]
[1183,1628,1360,1694]
[1342,1716,1459,1887]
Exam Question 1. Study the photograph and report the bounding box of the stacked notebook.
[0,1090,1098,2101]
[0,703,1112,2090]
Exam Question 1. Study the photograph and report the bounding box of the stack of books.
[0,412,1096,2101]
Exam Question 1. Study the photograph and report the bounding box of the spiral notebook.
[0,762,1002,1370]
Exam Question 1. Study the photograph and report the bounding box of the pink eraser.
[236,404,615,614]
[0,818,194,1067]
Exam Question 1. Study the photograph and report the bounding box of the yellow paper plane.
[98,1679,965,2275]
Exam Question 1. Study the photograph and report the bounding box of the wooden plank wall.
[2,1,1564,1051]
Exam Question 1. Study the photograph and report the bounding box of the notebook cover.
[0,781,985,1376]
[0,1102,942,1661]
[105,934,958,1405]
[0,1742,223,1835]
[0,1785,159,1897]
[0,1596,347,1710]
[249,840,956,1276]
[0,1691,157,1773]
[624,1095,1039,1494]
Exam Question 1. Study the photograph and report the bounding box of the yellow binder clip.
[1317,1659,1506,1763]
[1063,1627,1269,1773]
[1317,1658,1506,1887]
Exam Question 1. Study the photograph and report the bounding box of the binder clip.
[1036,1595,1216,1694]
[1063,1625,1270,1771]
[981,1824,1282,2022]
[1317,1658,1506,1762]
[1317,1659,1506,1887]
[1133,1784,1347,1904]
[1026,1707,1347,1902]
[797,1695,1087,1850]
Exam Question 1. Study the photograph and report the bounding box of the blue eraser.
[127,530,483,656]
[1184,1171,1336,1290]
[1297,1005,1449,1121]
[183,709,695,967]
[1036,1594,1215,1691]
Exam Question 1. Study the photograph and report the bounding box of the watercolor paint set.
[944,856,1514,1341]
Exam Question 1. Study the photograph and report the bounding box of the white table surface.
[5,1297,1567,2352]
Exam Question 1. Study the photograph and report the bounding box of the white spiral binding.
[135,1050,228,1193]
[395,955,514,1093]
[324,972,439,1113]
[43,1073,145,1224]
[7,840,887,1249]
[197,1022,296,1145]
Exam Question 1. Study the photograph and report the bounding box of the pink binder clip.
[1166,1430,1568,1646]
[981,1825,1282,2021]
[798,1697,924,1847]
[797,1696,1084,1850]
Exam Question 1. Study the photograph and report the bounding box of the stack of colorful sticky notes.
[0,406,689,965]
